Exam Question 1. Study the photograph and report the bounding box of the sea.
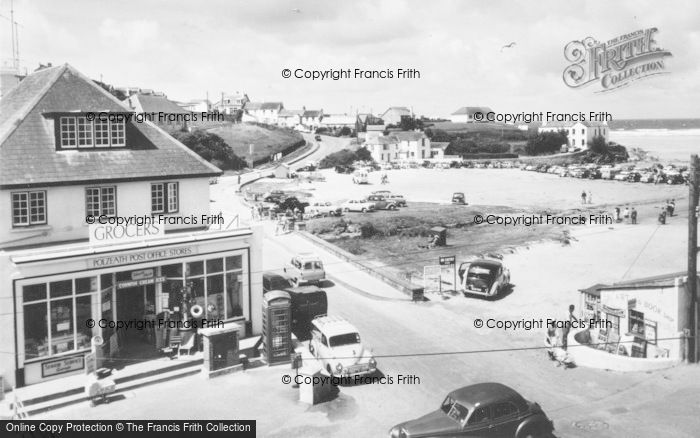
[608,119,700,163]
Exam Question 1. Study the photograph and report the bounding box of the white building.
[245,102,284,124]
[0,64,263,388]
[364,131,431,162]
[320,114,357,130]
[212,92,249,114]
[538,121,609,149]
[301,110,323,130]
[380,107,411,126]
[449,106,493,123]
[277,109,303,128]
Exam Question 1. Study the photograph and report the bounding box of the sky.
[2,0,699,119]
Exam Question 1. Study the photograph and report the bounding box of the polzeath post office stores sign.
[563,28,672,92]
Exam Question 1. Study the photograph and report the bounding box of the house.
[301,109,323,130]
[277,109,303,128]
[380,107,412,126]
[364,124,386,141]
[364,131,431,162]
[245,102,284,124]
[123,93,192,129]
[579,272,697,361]
[449,107,493,123]
[320,114,357,131]
[538,121,609,150]
[356,113,384,131]
[0,64,263,388]
[430,142,450,160]
[212,92,249,114]
[364,135,399,163]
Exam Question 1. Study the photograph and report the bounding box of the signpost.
[439,255,457,292]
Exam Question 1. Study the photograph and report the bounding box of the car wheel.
[344,208,349,213]
[309,344,314,355]
[389,205,397,210]
[361,208,367,213]
[326,365,332,375]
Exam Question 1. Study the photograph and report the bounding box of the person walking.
[631,207,638,224]
[669,199,676,216]
[561,304,575,350]
[581,190,587,205]
[614,206,620,223]
[588,191,593,204]
[623,206,630,223]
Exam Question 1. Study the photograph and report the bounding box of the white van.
[352,170,369,184]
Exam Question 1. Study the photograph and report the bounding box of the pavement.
[29,167,700,437]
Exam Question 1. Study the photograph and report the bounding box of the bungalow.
[277,109,303,128]
[212,92,249,114]
[320,114,357,131]
[538,121,609,150]
[245,102,284,125]
[380,107,411,126]
[449,106,493,123]
[179,99,211,113]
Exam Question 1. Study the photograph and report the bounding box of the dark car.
[335,165,355,174]
[389,383,554,438]
[452,192,467,205]
[285,286,328,340]
[263,190,286,203]
[262,272,292,293]
[296,165,317,172]
[315,134,322,141]
[366,195,398,210]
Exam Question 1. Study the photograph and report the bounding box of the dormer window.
[58,115,126,149]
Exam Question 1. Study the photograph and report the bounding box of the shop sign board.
[117,276,165,290]
[86,246,196,269]
[42,355,85,378]
[89,223,164,245]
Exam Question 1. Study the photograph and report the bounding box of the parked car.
[385,194,407,207]
[296,164,317,172]
[457,258,510,297]
[335,165,355,174]
[284,253,325,287]
[452,192,467,205]
[263,190,286,203]
[638,172,656,183]
[315,134,322,141]
[285,286,328,341]
[341,199,376,213]
[352,170,369,184]
[306,201,342,217]
[371,190,392,197]
[262,272,292,293]
[309,315,377,377]
[389,383,554,438]
[665,171,685,184]
[366,195,398,210]
[614,171,630,181]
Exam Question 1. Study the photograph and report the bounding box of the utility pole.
[688,154,699,363]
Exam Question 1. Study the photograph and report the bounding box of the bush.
[319,147,373,168]
[525,131,568,155]
[171,130,248,170]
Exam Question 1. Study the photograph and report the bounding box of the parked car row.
[520,162,689,185]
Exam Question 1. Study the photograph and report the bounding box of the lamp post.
[687,154,699,363]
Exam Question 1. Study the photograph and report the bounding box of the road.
[290,133,357,169]
[40,199,700,437]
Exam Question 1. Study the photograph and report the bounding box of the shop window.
[12,190,47,227]
[76,295,95,350]
[629,309,645,336]
[161,263,183,278]
[226,255,242,270]
[644,320,657,345]
[76,277,97,294]
[226,272,243,317]
[24,303,48,359]
[186,261,204,277]
[189,278,205,301]
[606,314,620,335]
[23,283,47,302]
[50,299,74,354]
[49,280,72,298]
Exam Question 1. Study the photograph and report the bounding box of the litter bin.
[429,226,447,246]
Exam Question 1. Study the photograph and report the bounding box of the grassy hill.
[204,122,305,162]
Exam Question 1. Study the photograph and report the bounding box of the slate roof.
[246,102,283,111]
[0,64,221,188]
[302,110,322,118]
[451,106,493,116]
[392,131,427,141]
[579,272,691,296]
[124,94,191,115]
[279,109,303,117]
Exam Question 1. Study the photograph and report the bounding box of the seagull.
[291,8,302,13]
[501,42,516,52]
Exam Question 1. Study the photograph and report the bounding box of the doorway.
[115,284,157,360]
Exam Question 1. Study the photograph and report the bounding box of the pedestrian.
[669,199,676,216]
[588,191,593,204]
[631,207,638,224]
[581,190,587,205]
[560,304,575,350]
[250,205,256,221]
[614,206,620,223]
[658,208,667,225]
[623,206,630,223]
[275,217,284,235]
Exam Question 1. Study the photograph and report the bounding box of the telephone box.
[262,291,292,364]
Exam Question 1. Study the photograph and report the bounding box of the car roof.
[295,252,321,261]
[449,383,527,410]
[469,259,503,269]
[263,272,288,281]
[312,315,359,337]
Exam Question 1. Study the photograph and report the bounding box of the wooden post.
[688,154,699,363]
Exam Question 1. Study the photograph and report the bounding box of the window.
[492,402,518,419]
[59,115,125,148]
[60,117,77,148]
[151,182,178,214]
[12,191,47,227]
[467,406,490,424]
[85,186,116,217]
[629,309,645,336]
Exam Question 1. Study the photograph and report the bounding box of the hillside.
[205,122,305,163]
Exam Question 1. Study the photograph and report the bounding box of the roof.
[432,141,450,150]
[451,106,493,116]
[579,271,692,295]
[366,124,386,131]
[302,110,322,118]
[279,109,303,117]
[0,64,221,188]
[365,135,397,145]
[449,383,526,410]
[124,94,191,115]
[393,131,426,142]
[312,315,358,337]
[470,259,503,269]
[381,107,411,117]
[246,102,283,111]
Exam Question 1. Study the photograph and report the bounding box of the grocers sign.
[88,223,164,245]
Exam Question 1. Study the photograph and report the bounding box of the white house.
[380,107,411,126]
[538,121,609,149]
[0,64,263,388]
[277,109,303,128]
[449,106,493,123]
[212,92,249,114]
[365,135,399,162]
[320,114,357,130]
[364,131,431,162]
[301,110,323,129]
[245,102,284,124]
[178,99,211,113]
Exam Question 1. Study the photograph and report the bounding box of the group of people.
[380,173,389,184]
[658,199,676,225]
[544,304,576,368]
[613,205,638,224]
[274,207,303,235]
[580,190,593,205]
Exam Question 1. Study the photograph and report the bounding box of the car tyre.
[361,208,367,213]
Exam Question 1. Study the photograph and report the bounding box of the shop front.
[2,228,262,388]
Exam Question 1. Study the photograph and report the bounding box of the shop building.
[0,64,263,388]
[578,272,696,361]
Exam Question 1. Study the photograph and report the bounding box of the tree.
[338,126,352,136]
[355,146,372,161]
[590,135,608,154]
[318,147,374,168]
[525,131,568,155]
[171,130,247,170]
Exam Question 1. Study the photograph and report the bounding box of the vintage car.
[262,190,286,203]
[262,272,292,294]
[306,201,343,217]
[366,195,398,211]
[309,315,377,377]
[371,190,392,197]
[341,199,376,213]
[352,170,369,184]
[458,258,510,297]
[283,253,325,286]
[389,383,554,438]
[452,192,467,205]
[315,134,322,141]
[385,194,407,207]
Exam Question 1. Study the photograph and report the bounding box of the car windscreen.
[329,333,361,347]
[441,397,469,422]
[467,265,496,280]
